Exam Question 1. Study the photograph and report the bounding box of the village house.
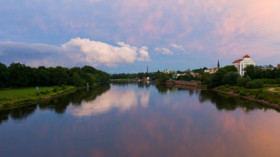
[233,55,255,76]
[204,60,220,74]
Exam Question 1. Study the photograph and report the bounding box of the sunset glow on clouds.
[0,0,280,72]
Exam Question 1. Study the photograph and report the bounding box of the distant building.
[204,68,219,74]
[204,60,220,74]
[233,55,255,76]
[278,64,280,69]
[163,69,176,74]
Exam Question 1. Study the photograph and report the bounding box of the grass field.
[0,86,76,105]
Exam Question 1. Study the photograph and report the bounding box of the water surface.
[1,83,280,157]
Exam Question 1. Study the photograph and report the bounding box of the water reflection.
[1,83,280,157]
[0,85,110,125]
[68,85,150,117]
[199,90,274,112]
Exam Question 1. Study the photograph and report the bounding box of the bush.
[222,72,240,85]
[237,76,251,87]
[61,85,66,90]
[40,90,50,95]
[245,80,264,89]
[239,90,247,96]
[52,86,59,92]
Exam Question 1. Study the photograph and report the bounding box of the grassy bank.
[0,86,76,106]
[215,84,280,105]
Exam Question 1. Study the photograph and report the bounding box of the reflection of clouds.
[69,87,150,117]
[139,90,150,108]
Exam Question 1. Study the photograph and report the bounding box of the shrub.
[52,86,59,92]
[40,90,50,95]
[237,76,251,87]
[61,85,66,90]
[239,90,247,96]
[245,80,264,89]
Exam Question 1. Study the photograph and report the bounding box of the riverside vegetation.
[146,65,280,106]
[0,62,110,106]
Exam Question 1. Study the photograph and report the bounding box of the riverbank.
[213,85,280,110]
[0,86,77,109]
[164,80,280,110]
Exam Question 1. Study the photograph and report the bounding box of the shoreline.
[211,89,280,110]
[0,87,79,110]
[0,83,107,110]
[165,80,280,111]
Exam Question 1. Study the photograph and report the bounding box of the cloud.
[0,38,150,67]
[1,0,280,68]
[62,38,150,67]
[154,47,173,55]
[170,44,184,50]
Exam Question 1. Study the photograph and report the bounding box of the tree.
[156,72,168,83]
[82,66,97,74]
[237,76,251,87]
[38,68,51,86]
[244,65,260,79]
[0,63,8,88]
[69,72,83,86]
[222,72,240,85]
[208,68,227,88]
[222,65,238,72]
[50,66,69,85]
[8,63,29,87]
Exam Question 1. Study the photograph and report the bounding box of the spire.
[217,60,220,68]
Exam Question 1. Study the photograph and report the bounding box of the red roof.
[243,55,250,58]
[233,59,243,63]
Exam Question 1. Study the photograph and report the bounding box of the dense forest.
[0,62,110,88]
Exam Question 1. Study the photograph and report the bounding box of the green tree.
[222,72,240,85]
[237,76,251,87]
[208,68,227,88]
[0,63,8,88]
[82,66,97,74]
[51,66,69,85]
[222,65,238,72]
[156,72,169,83]
[8,63,29,87]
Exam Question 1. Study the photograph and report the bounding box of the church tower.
[217,60,220,68]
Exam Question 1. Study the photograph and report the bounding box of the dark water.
[1,83,280,157]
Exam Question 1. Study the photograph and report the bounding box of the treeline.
[201,65,280,89]
[111,72,156,79]
[0,62,110,88]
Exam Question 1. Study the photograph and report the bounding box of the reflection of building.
[233,55,255,76]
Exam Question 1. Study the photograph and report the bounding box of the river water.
[1,83,280,157]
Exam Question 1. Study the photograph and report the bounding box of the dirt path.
[268,88,276,92]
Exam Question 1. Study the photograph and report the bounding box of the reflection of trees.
[155,84,178,94]
[0,85,110,125]
[199,90,275,112]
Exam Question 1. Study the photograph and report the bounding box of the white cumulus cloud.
[154,47,174,55]
[0,38,150,67]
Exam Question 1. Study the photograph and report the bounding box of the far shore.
[165,80,280,111]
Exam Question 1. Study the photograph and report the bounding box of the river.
[1,83,280,157]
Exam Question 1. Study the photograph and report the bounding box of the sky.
[0,0,280,73]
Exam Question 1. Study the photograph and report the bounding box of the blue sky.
[0,0,280,73]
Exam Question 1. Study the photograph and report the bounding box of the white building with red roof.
[233,55,255,76]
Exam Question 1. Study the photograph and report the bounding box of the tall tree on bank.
[0,63,8,88]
